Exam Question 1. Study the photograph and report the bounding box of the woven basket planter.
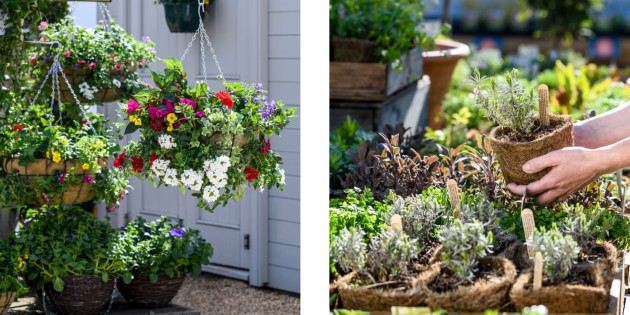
[417,257,517,312]
[210,132,258,147]
[489,114,574,185]
[582,241,618,271]
[117,274,185,308]
[337,271,426,312]
[44,275,115,315]
[510,262,615,313]
[53,67,138,104]
[0,291,16,315]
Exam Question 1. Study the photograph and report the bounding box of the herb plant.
[528,225,580,284]
[439,219,494,284]
[367,229,419,282]
[114,216,213,284]
[471,68,538,135]
[330,227,367,275]
[559,204,613,247]
[15,205,124,292]
[329,188,392,242]
[386,193,447,246]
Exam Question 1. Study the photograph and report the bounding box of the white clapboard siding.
[267,0,300,293]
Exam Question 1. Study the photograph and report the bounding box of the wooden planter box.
[330,49,423,102]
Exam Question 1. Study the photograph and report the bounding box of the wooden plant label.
[533,252,543,290]
[446,179,462,219]
[538,84,550,127]
[391,214,403,232]
[521,208,535,257]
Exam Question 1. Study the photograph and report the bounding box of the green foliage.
[471,68,537,135]
[0,235,28,295]
[329,188,392,242]
[439,219,493,284]
[367,229,419,281]
[15,205,124,292]
[386,192,449,246]
[459,197,515,248]
[330,116,374,190]
[113,216,213,284]
[586,83,630,115]
[528,225,580,284]
[120,59,296,211]
[329,0,433,66]
[330,228,367,274]
[559,204,613,247]
[332,310,369,315]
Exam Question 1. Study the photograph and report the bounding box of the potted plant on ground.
[329,0,435,101]
[155,0,211,33]
[28,18,155,104]
[114,216,213,308]
[472,68,574,185]
[117,59,295,211]
[510,225,615,313]
[0,235,28,315]
[332,228,425,311]
[15,205,124,315]
[417,219,516,312]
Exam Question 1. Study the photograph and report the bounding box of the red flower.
[149,154,158,166]
[244,167,259,181]
[261,138,271,154]
[215,90,234,109]
[113,152,128,168]
[150,117,164,131]
[132,156,144,173]
[13,123,23,132]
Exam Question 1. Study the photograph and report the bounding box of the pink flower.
[148,107,160,119]
[195,111,205,118]
[65,50,71,58]
[89,62,97,70]
[108,54,115,60]
[82,175,94,184]
[58,173,67,184]
[127,99,139,114]
[174,82,180,88]
[39,37,46,42]
[38,21,48,31]
[78,60,86,66]
[99,19,105,24]
[147,83,154,89]
[114,64,122,71]
[162,99,175,113]
[29,56,38,66]
[180,98,196,110]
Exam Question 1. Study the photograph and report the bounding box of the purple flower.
[58,173,67,184]
[195,111,205,118]
[259,99,276,121]
[170,228,185,238]
[70,213,77,217]
[180,98,197,110]
[82,175,94,184]
[120,226,126,231]
[73,63,80,70]
[66,233,74,239]
[9,240,15,246]
[24,220,30,228]
[2,261,9,267]
[255,83,264,90]
[142,36,151,43]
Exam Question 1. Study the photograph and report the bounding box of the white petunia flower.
[112,79,121,88]
[78,82,98,100]
[279,168,285,185]
[181,169,203,192]
[157,134,176,149]
[163,168,179,186]
[202,185,220,203]
[150,159,170,177]
[206,170,228,189]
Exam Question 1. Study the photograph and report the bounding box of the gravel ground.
[172,273,300,315]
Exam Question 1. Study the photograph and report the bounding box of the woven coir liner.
[117,274,185,308]
[510,262,615,313]
[489,114,573,185]
[416,256,516,312]
[580,241,618,274]
[496,240,531,272]
[44,275,115,315]
[0,291,16,315]
[337,271,426,311]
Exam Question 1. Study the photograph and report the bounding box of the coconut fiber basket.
[489,114,573,185]
[417,257,517,312]
[337,271,427,312]
[117,274,185,308]
[0,291,16,315]
[44,275,115,315]
[510,262,615,313]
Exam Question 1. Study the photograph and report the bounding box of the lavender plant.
[330,227,368,274]
[438,219,494,284]
[471,68,538,135]
[367,229,420,281]
[386,193,447,246]
[459,199,516,248]
[528,226,580,283]
[559,204,613,247]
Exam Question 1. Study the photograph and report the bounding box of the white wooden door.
[102,0,269,286]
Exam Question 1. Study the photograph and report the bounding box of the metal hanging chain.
[98,3,114,33]
[179,0,227,85]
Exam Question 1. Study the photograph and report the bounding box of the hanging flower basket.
[44,275,115,315]
[0,291,16,315]
[162,2,207,33]
[55,66,138,104]
[117,59,296,211]
[117,274,185,308]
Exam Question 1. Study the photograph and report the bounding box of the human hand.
[507,147,605,205]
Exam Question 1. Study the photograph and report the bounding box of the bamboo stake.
[533,252,543,290]
[538,84,550,127]
[447,179,462,220]
[521,208,536,257]
[390,214,403,232]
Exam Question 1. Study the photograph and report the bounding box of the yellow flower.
[167,124,174,132]
[94,140,105,149]
[204,0,209,4]
[45,151,51,158]
[24,253,29,259]
[166,113,178,124]
[82,163,90,170]
[129,115,142,126]
[50,150,62,163]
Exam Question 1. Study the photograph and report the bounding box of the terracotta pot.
[422,40,470,130]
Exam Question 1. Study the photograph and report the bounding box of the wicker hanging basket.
[0,291,16,315]
[44,275,115,315]
[209,132,258,147]
[117,274,186,308]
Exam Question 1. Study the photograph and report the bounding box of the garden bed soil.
[579,241,618,271]
[417,257,516,312]
[510,262,615,313]
[495,240,531,272]
[337,271,425,311]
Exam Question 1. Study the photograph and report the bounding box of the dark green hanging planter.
[163,2,205,33]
